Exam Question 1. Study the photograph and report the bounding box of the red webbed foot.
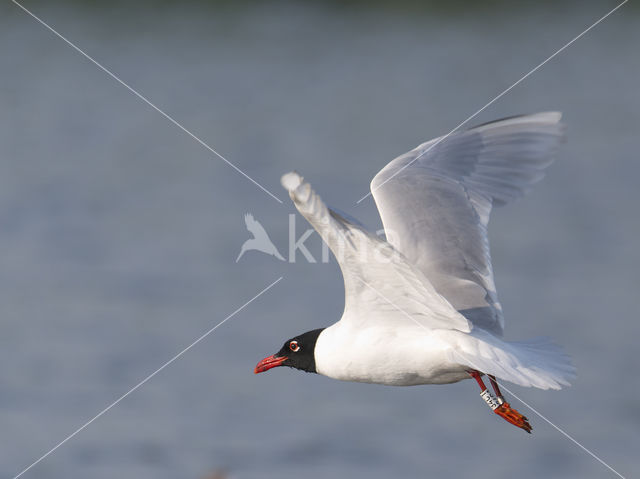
[469,370,533,433]
[494,401,532,433]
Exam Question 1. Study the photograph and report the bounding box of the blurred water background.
[1,1,638,478]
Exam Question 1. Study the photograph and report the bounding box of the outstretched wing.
[371,112,565,336]
[281,172,470,332]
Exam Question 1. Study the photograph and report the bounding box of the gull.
[236,213,285,262]
[255,112,575,432]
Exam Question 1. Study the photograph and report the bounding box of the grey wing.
[371,112,565,336]
[281,172,471,332]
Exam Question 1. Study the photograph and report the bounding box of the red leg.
[468,370,532,433]
[488,375,504,403]
[468,370,487,391]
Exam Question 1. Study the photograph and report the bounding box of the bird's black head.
[254,328,324,374]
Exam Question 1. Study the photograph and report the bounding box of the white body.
[282,112,575,390]
[315,315,572,389]
[315,320,470,386]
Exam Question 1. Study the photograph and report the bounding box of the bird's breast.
[314,323,469,386]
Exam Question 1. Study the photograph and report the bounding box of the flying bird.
[236,213,285,262]
[255,112,575,433]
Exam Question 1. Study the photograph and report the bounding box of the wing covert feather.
[371,112,565,335]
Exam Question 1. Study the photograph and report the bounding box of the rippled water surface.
[1,2,639,478]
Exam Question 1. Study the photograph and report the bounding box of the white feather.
[282,113,574,389]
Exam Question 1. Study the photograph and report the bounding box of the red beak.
[254,354,288,374]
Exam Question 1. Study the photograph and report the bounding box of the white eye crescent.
[289,341,300,352]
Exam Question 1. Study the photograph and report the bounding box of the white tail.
[450,333,575,390]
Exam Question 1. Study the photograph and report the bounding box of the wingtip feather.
[281,171,303,191]
[535,111,562,123]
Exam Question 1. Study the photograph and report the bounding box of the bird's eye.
[289,341,300,352]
